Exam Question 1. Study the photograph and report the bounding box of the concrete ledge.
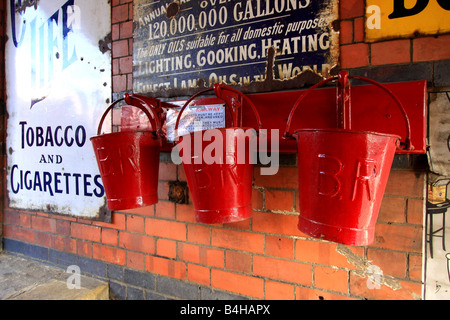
[0,253,109,300]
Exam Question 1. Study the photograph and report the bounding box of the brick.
[119,231,155,254]
[118,205,154,216]
[120,21,133,39]
[126,251,145,270]
[127,74,133,91]
[253,256,312,285]
[102,228,118,246]
[295,239,364,270]
[157,276,198,299]
[108,264,124,282]
[407,198,424,225]
[353,17,364,42]
[340,43,369,68]
[71,223,101,242]
[177,164,187,182]
[156,238,177,259]
[155,200,175,219]
[127,214,145,233]
[178,243,224,268]
[254,167,298,189]
[113,74,127,92]
[176,204,197,223]
[187,224,211,245]
[77,240,93,257]
[265,235,294,259]
[128,3,134,21]
[434,60,450,87]
[32,216,56,233]
[252,211,302,237]
[146,255,186,280]
[51,235,76,254]
[211,228,264,253]
[373,223,422,253]
[56,220,71,236]
[408,254,422,282]
[3,211,20,226]
[225,250,251,273]
[112,39,129,58]
[340,0,365,19]
[223,217,251,230]
[265,280,295,300]
[385,170,425,198]
[350,62,433,84]
[20,214,32,228]
[112,24,120,41]
[367,248,407,279]
[211,269,264,299]
[371,40,411,65]
[110,282,126,300]
[158,181,170,201]
[49,248,76,266]
[35,231,50,247]
[296,286,353,300]
[128,287,144,300]
[188,263,210,286]
[378,196,406,223]
[314,266,349,293]
[413,34,450,62]
[2,239,24,254]
[265,189,294,212]
[93,243,126,265]
[119,56,133,74]
[252,188,264,210]
[145,218,186,241]
[349,272,422,300]
[127,39,133,56]
[339,20,353,45]
[78,256,107,278]
[159,162,177,180]
[124,268,155,290]
[112,4,129,24]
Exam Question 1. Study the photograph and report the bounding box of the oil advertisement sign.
[366,0,450,42]
[133,0,339,97]
[6,0,112,219]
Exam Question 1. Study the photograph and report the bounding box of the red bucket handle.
[174,83,262,140]
[96,94,162,136]
[283,71,413,151]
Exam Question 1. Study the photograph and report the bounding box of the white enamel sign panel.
[6,0,112,219]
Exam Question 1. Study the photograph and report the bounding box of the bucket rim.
[90,130,160,141]
[292,128,401,140]
[177,127,259,138]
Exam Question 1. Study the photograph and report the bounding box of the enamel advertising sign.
[133,0,339,97]
[6,0,112,219]
[366,0,450,42]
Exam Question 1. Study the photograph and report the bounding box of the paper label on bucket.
[166,104,225,142]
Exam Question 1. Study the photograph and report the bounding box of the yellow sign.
[365,0,450,42]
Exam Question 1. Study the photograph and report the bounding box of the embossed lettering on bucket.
[284,71,413,245]
[174,84,262,224]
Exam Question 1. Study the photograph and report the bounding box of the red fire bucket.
[284,71,413,246]
[90,95,162,211]
[174,84,262,224]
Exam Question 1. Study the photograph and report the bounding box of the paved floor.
[0,252,108,300]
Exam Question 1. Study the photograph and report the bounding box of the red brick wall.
[4,0,444,300]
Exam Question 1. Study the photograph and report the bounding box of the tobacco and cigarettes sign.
[6,0,112,219]
[133,0,339,97]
